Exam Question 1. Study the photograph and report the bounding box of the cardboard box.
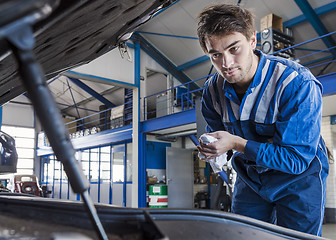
[260,13,283,32]
[147,177,158,184]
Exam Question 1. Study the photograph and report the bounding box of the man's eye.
[212,53,220,59]
[230,46,239,53]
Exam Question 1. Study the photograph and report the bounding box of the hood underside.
[0,0,171,105]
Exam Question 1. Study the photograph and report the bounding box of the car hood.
[0,0,172,105]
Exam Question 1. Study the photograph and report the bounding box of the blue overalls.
[201,50,329,236]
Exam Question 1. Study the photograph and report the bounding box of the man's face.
[205,32,258,88]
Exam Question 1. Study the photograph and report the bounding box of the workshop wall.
[72,47,135,85]
[1,95,34,128]
[322,116,336,223]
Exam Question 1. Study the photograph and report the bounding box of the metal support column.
[134,39,146,207]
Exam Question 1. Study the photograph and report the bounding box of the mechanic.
[196,4,329,236]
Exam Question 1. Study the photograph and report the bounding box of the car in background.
[13,174,42,196]
[4,174,43,196]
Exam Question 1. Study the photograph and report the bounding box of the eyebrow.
[208,40,240,54]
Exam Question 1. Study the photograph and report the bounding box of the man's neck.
[234,52,260,94]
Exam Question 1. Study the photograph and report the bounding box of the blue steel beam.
[294,0,336,59]
[137,31,198,40]
[65,70,137,88]
[182,2,336,70]
[146,2,336,42]
[177,55,210,71]
[131,33,200,91]
[134,40,147,208]
[68,77,115,108]
[257,2,336,40]
[284,1,336,28]
[36,125,133,156]
[309,58,336,70]
[141,74,336,134]
[317,72,336,96]
[140,2,336,44]
[137,3,336,72]
[142,109,196,133]
[302,55,333,67]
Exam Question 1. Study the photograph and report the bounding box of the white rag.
[198,135,227,173]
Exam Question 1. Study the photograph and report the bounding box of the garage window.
[1,125,35,175]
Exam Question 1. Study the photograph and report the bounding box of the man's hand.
[197,131,247,159]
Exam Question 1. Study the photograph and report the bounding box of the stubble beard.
[223,51,253,84]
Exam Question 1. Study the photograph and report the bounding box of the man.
[196,4,329,236]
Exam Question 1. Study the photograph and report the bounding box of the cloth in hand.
[198,134,227,173]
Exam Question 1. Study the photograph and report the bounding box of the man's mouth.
[223,67,238,76]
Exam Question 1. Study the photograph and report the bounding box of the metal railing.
[143,74,212,120]
[38,102,131,148]
[143,30,336,120]
[38,30,336,146]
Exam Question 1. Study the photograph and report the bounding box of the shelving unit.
[124,88,133,125]
[261,28,295,59]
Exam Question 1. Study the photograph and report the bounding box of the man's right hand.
[197,131,247,159]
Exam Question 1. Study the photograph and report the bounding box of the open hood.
[0,0,172,105]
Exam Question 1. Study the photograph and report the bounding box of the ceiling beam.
[137,31,198,40]
[284,1,336,28]
[142,109,195,133]
[294,0,336,59]
[177,55,209,71]
[176,2,336,71]
[67,77,115,108]
[61,86,121,113]
[64,70,137,88]
[317,72,336,96]
[131,32,200,91]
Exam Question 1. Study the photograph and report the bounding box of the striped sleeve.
[245,73,323,174]
[201,76,225,132]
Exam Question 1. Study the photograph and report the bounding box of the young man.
[196,4,329,236]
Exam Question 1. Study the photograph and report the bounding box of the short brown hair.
[197,4,255,53]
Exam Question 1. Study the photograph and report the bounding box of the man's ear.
[250,31,257,50]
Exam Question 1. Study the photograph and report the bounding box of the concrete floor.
[322,224,336,239]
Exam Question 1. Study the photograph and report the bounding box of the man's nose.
[222,54,234,68]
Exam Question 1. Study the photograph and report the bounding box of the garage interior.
[0,0,335,239]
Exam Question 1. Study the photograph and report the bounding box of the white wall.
[72,48,135,85]
[1,95,34,128]
[321,116,336,212]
